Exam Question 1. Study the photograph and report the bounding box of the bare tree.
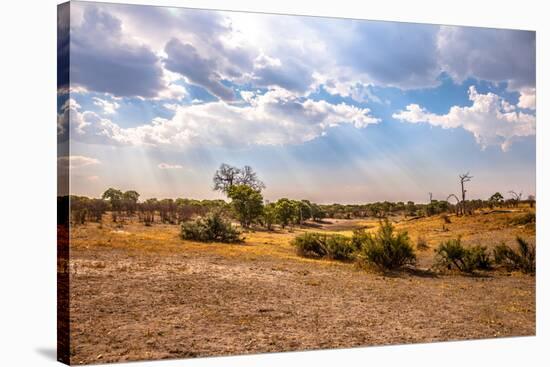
[213,163,265,194]
[239,165,266,192]
[508,190,523,208]
[527,194,535,208]
[213,163,242,193]
[447,194,461,216]
[459,172,473,215]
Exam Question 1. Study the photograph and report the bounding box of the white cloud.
[517,88,536,110]
[158,163,183,169]
[163,103,179,111]
[92,97,120,114]
[68,3,535,109]
[57,155,101,169]
[437,26,535,91]
[66,87,380,149]
[392,86,535,151]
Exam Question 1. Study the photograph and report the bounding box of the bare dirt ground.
[67,210,535,364]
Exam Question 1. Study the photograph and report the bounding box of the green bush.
[434,238,491,273]
[351,229,370,251]
[355,219,416,270]
[493,236,535,273]
[180,212,242,243]
[324,234,355,260]
[293,232,355,260]
[468,245,492,270]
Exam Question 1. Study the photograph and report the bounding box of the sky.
[57,1,536,204]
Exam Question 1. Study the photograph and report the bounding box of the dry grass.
[67,208,535,364]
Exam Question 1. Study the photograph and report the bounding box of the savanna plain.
[63,188,535,364]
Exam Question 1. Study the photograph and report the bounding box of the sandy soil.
[67,211,536,364]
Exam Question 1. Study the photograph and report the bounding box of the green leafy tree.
[274,198,295,228]
[102,188,123,203]
[227,184,264,228]
[102,188,123,221]
[122,190,140,215]
[263,202,277,230]
[488,192,504,208]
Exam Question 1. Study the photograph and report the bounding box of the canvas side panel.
[57,2,71,365]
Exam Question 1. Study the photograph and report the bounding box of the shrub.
[493,236,535,273]
[467,245,492,270]
[351,229,369,251]
[416,235,429,251]
[324,234,355,260]
[355,219,416,270]
[434,238,491,273]
[293,233,326,258]
[180,212,242,243]
[293,232,355,260]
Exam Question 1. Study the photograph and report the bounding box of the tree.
[293,200,312,225]
[227,185,264,228]
[489,192,504,203]
[239,165,266,192]
[102,188,123,203]
[526,194,536,208]
[263,202,277,230]
[310,203,325,221]
[213,163,265,194]
[213,163,242,193]
[508,190,523,207]
[122,190,140,215]
[447,194,461,216]
[405,201,416,217]
[123,190,140,203]
[459,172,473,215]
[102,188,123,221]
[274,198,295,228]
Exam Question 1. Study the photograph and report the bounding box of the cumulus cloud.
[67,2,536,109]
[330,21,441,89]
[392,86,535,151]
[163,38,236,101]
[158,163,183,169]
[437,26,536,90]
[57,155,101,170]
[66,88,379,148]
[517,88,536,110]
[92,97,120,114]
[70,6,166,98]
[244,53,315,93]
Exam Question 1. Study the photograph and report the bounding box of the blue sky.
[57,2,536,203]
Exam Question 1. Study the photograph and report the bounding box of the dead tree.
[459,172,473,215]
[527,194,535,208]
[447,194,461,216]
[508,190,523,208]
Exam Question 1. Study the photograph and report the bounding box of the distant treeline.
[58,163,534,227]
[58,191,534,227]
